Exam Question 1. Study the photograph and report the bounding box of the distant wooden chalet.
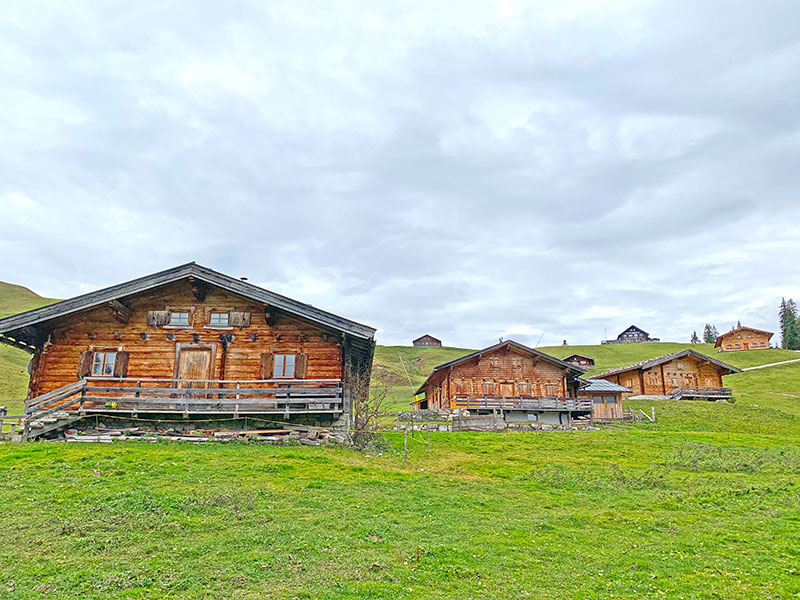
[0,263,376,439]
[413,334,442,347]
[715,326,773,352]
[564,353,595,368]
[413,340,590,425]
[595,349,740,401]
[602,325,660,345]
[578,379,632,420]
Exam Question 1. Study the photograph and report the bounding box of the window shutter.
[259,353,274,380]
[147,310,169,326]
[114,351,129,378]
[295,354,308,379]
[77,351,93,378]
[230,312,251,327]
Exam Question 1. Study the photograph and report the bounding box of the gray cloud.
[1,0,799,347]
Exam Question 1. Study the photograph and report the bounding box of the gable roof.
[580,379,632,393]
[619,325,649,337]
[413,334,441,343]
[595,349,741,379]
[0,262,376,345]
[564,353,595,362]
[715,326,774,347]
[414,340,587,395]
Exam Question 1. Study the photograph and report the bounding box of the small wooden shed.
[578,379,632,420]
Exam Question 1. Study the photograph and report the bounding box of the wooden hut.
[602,325,660,345]
[594,349,740,400]
[413,334,442,347]
[412,340,591,425]
[564,353,595,368]
[0,263,376,439]
[578,379,631,420]
[715,326,773,352]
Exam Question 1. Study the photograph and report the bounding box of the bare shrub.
[349,364,389,450]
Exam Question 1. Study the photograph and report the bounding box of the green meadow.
[0,283,799,598]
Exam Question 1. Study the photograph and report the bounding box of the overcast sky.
[1,0,799,347]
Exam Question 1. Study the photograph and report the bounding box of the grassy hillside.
[0,280,799,598]
[0,282,58,412]
[0,281,57,319]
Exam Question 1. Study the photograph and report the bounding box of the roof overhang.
[0,262,376,347]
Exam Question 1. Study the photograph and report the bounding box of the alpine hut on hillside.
[602,325,660,345]
[564,353,595,368]
[715,326,773,352]
[594,349,740,401]
[413,334,442,347]
[412,340,591,425]
[0,263,376,439]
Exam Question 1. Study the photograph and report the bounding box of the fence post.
[404,430,408,465]
[427,429,430,453]
[652,406,656,422]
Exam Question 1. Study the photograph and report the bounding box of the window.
[481,382,495,396]
[747,334,752,338]
[761,342,766,347]
[273,354,296,378]
[727,344,732,349]
[208,312,229,327]
[737,335,742,339]
[92,351,117,376]
[169,311,190,326]
[735,344,740,348]
[519,382,531,396]
[593,395,603,404]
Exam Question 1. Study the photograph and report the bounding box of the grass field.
[1,283,799,598]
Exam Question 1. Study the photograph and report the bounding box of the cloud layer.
[2,0,799,346]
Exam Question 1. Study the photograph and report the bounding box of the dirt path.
[742,358,800,371]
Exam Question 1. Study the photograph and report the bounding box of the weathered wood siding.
[28,280,343,399]
[603,356,727,396]
[421,347,571,409]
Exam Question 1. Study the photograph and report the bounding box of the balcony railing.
[451,395,593,412]
[24,377,344,419]
[669,386,732,400]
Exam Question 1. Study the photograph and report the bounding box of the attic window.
[208,312,230,327]
[169,311,190,326]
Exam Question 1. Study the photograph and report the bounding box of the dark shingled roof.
[595,349,741,378]
[415,340,587,395]
[0,262,376,344]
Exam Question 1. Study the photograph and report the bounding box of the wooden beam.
[188,277,209,302]
[108,300,131,324]
[0,334,36,354]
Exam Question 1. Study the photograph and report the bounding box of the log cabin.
[564,353,595,368]
[0,263,376,439]
[413,334,442,347]
[578,379,631,420]
[594,349,740,401]
[412,340,591,425]
[715,326,773,352]
[601,325,660,345]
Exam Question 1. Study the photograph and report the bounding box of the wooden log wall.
[606,356,728,396]
[422,348,571,410]
[28,280,343,399]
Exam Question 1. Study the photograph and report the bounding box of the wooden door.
[500,383,514,397]
[176,345,215,388]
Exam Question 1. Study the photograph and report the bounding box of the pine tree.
[736,319,742,329]
[690,331,700,344]
[710,325,719,340]
[779,298,800,350]
[702,324,717,344]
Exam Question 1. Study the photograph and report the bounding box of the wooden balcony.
[25,376,344,421]
[669,386,733,401]
[451,395,593,412]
